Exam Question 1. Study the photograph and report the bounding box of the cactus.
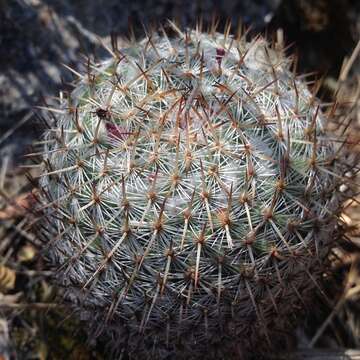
[37,23,347,359]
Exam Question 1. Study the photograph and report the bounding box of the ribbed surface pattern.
[39,27,341,359]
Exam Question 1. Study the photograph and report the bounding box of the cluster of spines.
[26,21,357,359]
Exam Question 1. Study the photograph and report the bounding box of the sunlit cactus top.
[39,24,342,359]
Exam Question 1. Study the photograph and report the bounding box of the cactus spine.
[37,24,345,359]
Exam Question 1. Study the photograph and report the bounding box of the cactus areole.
[39,26,343,359]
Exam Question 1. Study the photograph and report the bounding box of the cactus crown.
[38,24,343,359]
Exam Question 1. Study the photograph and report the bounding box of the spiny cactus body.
[38,25,344,359]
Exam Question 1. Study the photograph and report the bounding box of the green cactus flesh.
[39,27,343,359]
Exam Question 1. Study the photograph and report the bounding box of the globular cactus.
[36,23,347,359]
